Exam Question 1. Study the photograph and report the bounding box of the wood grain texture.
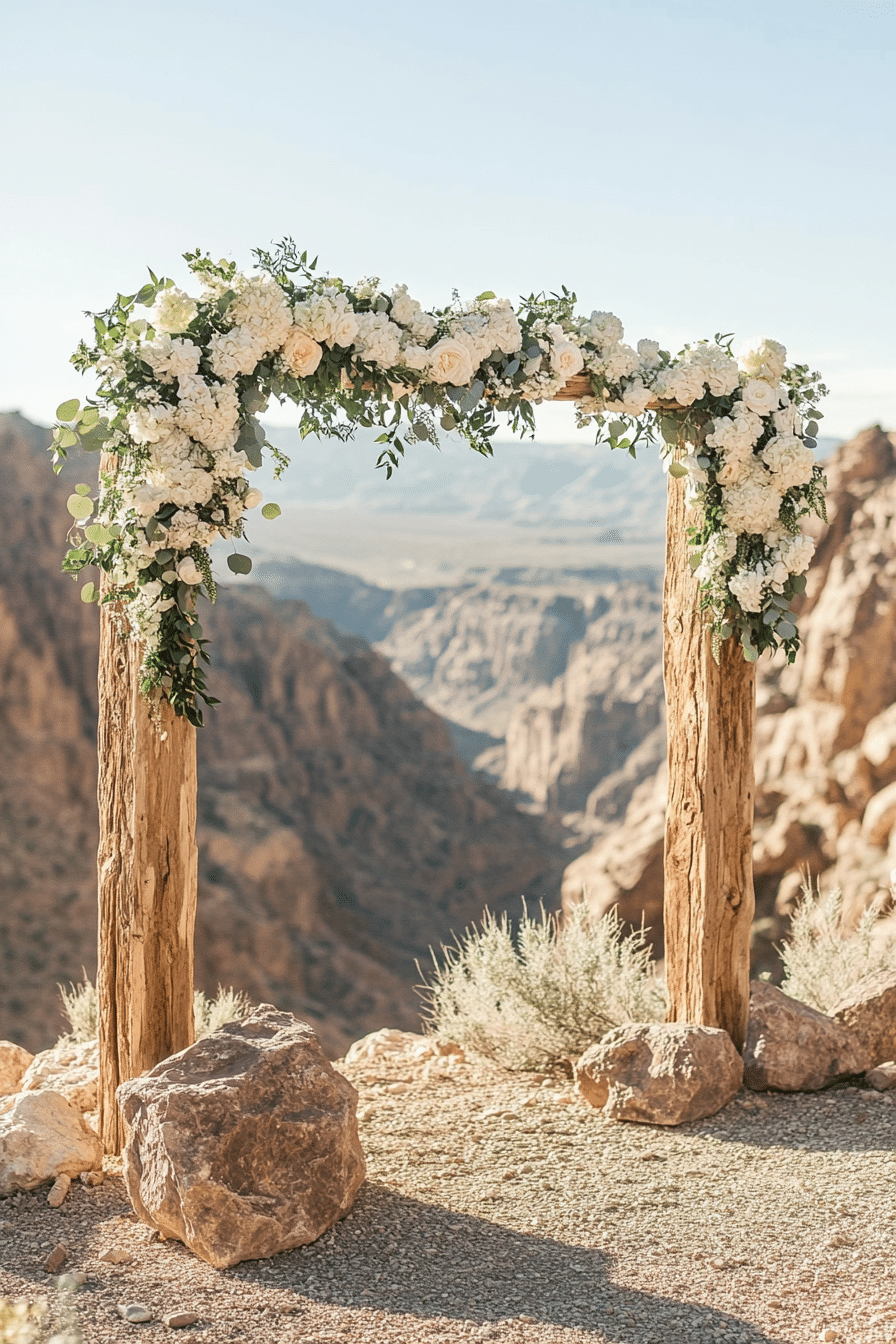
[662,472,755,1051]
[96,457,197,1153]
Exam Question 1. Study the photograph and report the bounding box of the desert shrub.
[0,1280,83,1343]
[779,884,896,1013]
[57,978,249,1045]
[193,985,251,1038]
[418,899,665,1071]
[57,978,97,1044]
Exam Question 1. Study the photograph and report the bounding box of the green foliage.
[419,900,665,1071]
[779,884,896,1014]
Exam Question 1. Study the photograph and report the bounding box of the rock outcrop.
[742,981,868,1091]
[0,413,567,1056]
[0,1042,33,1096]
[0,1091,102,1195]
[564,427,896,958]
[830,969,896,1067]
[18,1040,98,1113]
[118,1007,365,1268]
[575,1023,743,1125]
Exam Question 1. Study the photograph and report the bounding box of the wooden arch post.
[556,379,756,1050]
[96,463,198,1153]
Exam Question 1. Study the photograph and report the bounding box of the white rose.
[728,568,768,613]
[151,287,198,334]
[281,328,323,377]
[550,339,584,381]
[176,556,203,585]
[581,310,624,349]
[330,309,360,347]
[427,336,475,386]
[243,488,263,509]
[741,379,779,416]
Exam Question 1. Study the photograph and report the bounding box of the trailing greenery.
[418,900,665,1071]
[778,884,896,1014]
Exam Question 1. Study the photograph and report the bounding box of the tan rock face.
[564,427,896,958]
[118,1006,366,1268]
[0,1041,33,1095]
[743,981,869,1091]
[0,1091,102,1195]
[830,969,896,1067]
[575,1023,743,1125]
[0,413,567,1057]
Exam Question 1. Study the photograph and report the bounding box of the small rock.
[163,1312,199,1328]
[59,1271,87,1288]
[743,981,868,1091]
[576,1023,743,1125]
[48,1173,71,1207]
[866,1061,896,1090]
[820,1329,841,1343]
[98,1246,135,1264]
[118,1303,153,1323]
[832,970,896,1070]
[343,1027,432,1065]
[0,1041,34,1096]
[44,1243,67,1273]
[0,1090,102,1195]
[80,1169,104,1186]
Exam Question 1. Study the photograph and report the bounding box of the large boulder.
[19,1040,98,1112]
[743,981,869,1091]
[575,1023,743,1125]
[118,1006,366,1268]
[0,1091,102,1195]
[0,1042,34,1096]
[830,970,896,1067]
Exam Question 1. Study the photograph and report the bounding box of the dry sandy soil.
[1,1052,895,1344]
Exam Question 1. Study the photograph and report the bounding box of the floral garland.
[52,240,827,725]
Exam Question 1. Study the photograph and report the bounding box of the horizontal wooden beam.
[549,373,679,410]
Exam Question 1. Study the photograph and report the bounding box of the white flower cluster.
[71,260,824,713]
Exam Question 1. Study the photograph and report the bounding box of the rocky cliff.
[562,427,896,963]
[0,413,567,1056]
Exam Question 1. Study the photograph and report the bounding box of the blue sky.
[2,0,893,440]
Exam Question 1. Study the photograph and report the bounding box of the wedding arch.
[52,241,827,1152]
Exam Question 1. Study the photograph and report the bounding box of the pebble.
[118,1303,153,1323]
[99,1246,135,1264]
[163,1311,200,1328]
[47,1173,71,1207]
[43,1243,67,1273]
[80,1169,104,1186]
[820,1330,841,1342]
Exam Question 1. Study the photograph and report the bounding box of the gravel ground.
[2,1051,896,1344]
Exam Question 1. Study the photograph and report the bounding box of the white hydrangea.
[689,342,741,397]
[580,310,624,349]
[208,326,266,380]
[722,461,784,534]
[590,343,640,385]
[637,338,662,371]
[174,374,241,450]
[773,403,802,436]
[653,360,707,407]
[389,285,437,343]
[694,528,738,584]
[705,406,764,455]
[127,401,177,445]
[152,287,198,334]
[398,341,430,372]
[728,567,769,613]
[777,531,816,574]
[352,311,403,367]
[485,298,522,355]
[761,434,816,491]
[226,276,292,354]
[139,334,202,382]
[740,338,787,385]
[293,290,360,347]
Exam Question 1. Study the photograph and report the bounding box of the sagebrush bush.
[57,979,250,1046]
[418,899,665,1071]
[779,884,896,1013]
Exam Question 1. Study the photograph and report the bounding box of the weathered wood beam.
[661,473,755,1050]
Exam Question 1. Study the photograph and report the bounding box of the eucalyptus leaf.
[413,422,428,441]
[261,502,281,520]
[80,406,100,428]
[608,421,627,439]
[440,414,456,431]
[226,553,252,575]
[56,399,80,423]
[80,582,96,604]
[58,429,79,449]
[667,460,688,478]
[85,524,114,545]
[805,420,819,437]
[777,622,796,639]
[743,645,759,663]
[66,495,93,520]
[476,291,496,301]
[74,483,92,496]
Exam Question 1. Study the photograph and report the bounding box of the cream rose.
[176,556,203,586]
[427,336,475,386]
[550,339,584,382]
[741,379,779,416]
[243,488,263,510]
[281,328,323,378]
